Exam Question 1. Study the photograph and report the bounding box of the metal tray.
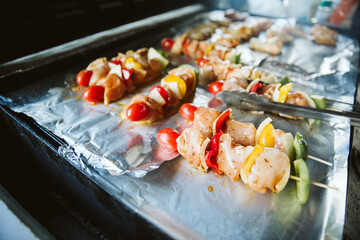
[0,6,359,239]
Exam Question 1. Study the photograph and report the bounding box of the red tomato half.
[197,57,209,66]
[82,86,104,103]
[179,103,197,122]
[76,70,93,87]
[149,85,169,109]
[126,102,150,121]
[156,128,180,152]
[161,38,174,51]
[208,81,224,95]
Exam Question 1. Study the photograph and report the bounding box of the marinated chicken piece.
[310,24,338,46]
[273,129,287,153]
[196,41,209,59]
[176,127,207,170]
[242,148,290,193]
[87,58,111,86]
[225,20,256,40]
[121,94,164,124]
[223,119,256,146]
[187,22,218,40]
[285,91,309,107]
[96,73,126,105]
[199,60,231,81]
[208,47,230,61]
[213,61,232,80]
[249,37,283,55]
[217,134,248,181]
[214,35,241,48]
[186,40,199,59]
[222,78,248,92]
[171,32,188,55]
[224,9,249,21]
[193,106,221,139]
[266,29,294,43]
[146,59,162,81]
[282,25,307,39]
[227,66,253,80]
[199,63,217,82]
[258,84,277,100]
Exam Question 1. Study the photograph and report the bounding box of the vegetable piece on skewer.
[294,132,308,160]
[293,159,310,205]
[157,128,181,152]
[147,47,169,69]
[77,70,93,86]
[310,95,327,109]
[180,103,198,122]
[209,81,224,95]
[279,76,290,86]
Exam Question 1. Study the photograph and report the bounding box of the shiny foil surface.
[1,10,358,240]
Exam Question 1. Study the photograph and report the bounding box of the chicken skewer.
[157,105,337,204]
[76,47,169,105]
[179,104,332,166]
[161,17,273,62]
[120,65,198,125]
[198,61,328,121]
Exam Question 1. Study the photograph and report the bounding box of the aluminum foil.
[5,85,351,239]
[1,10,358,239]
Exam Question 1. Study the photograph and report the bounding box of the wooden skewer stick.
[289,175,339,191]
[307,155,333,166]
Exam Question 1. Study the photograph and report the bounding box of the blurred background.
[1,0,359,64]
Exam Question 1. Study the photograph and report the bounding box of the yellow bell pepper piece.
[258,123,275,148]
[206,43,215,56]
[278,83,292,103]
[245,145,264,178]
[124,57,143,70]
[164,74,187,98]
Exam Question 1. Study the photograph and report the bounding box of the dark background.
[0,0,204,64]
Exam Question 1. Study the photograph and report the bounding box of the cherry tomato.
[197,57,209,66]
[156,128,180,152]
[183,38,191,57]
[122,68,132,87]
[179,103,197,122]
[149,85,169,109]
[76,69,93,87]
[161,38,174,51]
[110,60,122,65]
[126,102,150,121]
[215,110,230,133]
[82,86,104,103]
[208,81,224,95]
[249,82,263,94]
